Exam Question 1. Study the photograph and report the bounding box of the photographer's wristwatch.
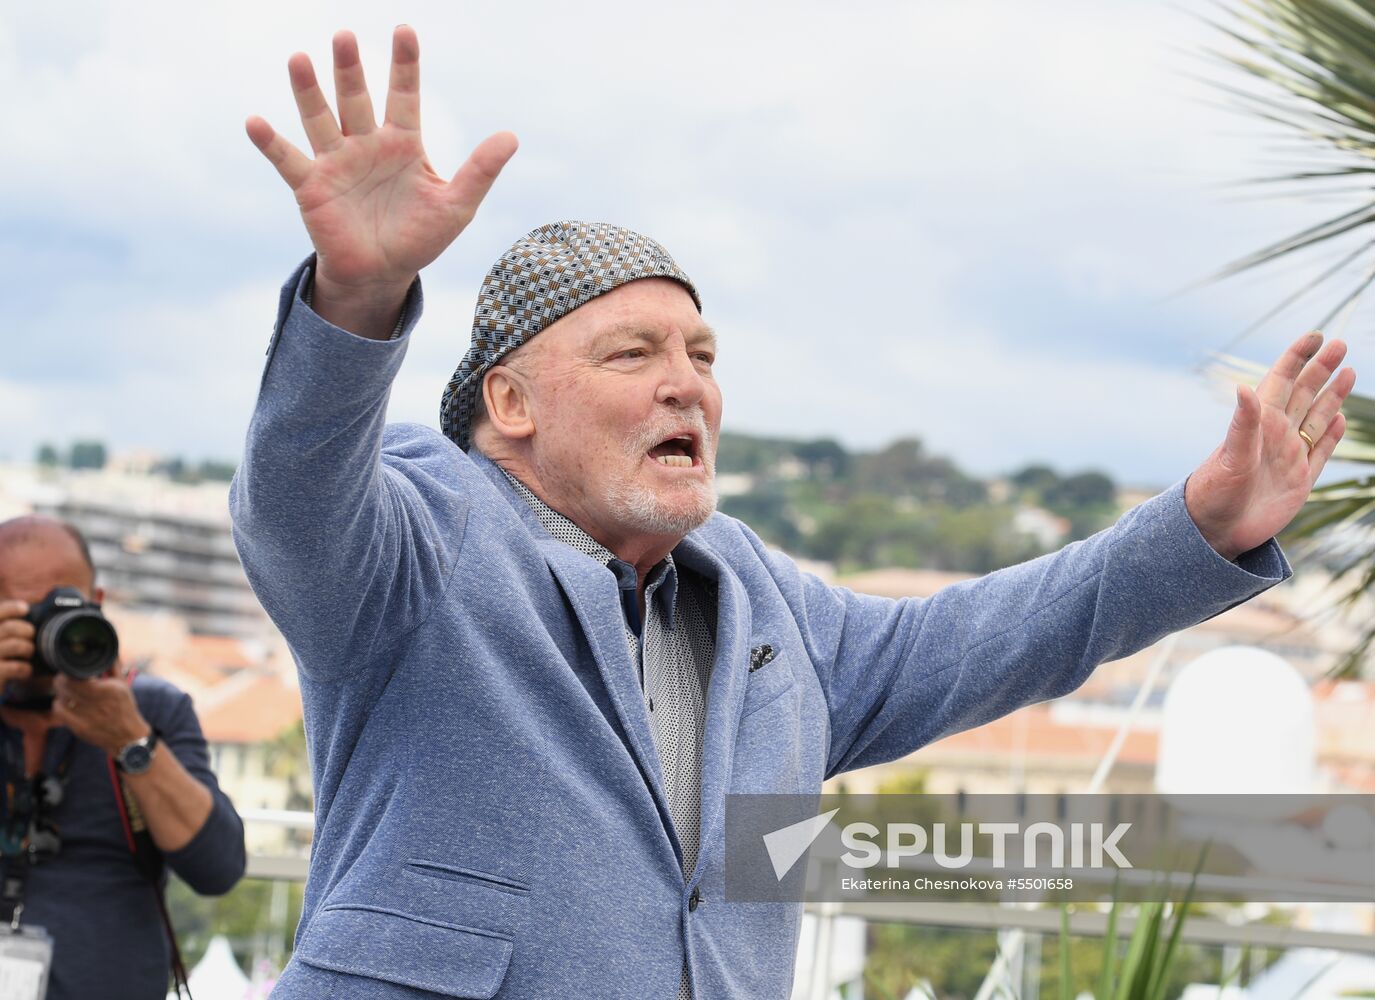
[115,728,161,775]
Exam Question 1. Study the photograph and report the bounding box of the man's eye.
[694,353,715,365]
[617,349,645,360]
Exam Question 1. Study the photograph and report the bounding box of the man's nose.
[655,348,708,409]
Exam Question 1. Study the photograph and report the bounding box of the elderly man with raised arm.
[229,26,1355,1000]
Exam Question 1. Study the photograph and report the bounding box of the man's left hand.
[1186,330,1356,562]
[51,674,151,755]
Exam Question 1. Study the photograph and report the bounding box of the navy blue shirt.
[1,673,246,1000]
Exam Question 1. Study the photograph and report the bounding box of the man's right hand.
[0,601,35,683]
[246,27,518,340]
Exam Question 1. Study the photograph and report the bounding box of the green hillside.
[714,431,1119,574]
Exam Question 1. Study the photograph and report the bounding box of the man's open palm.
[245,27,517,332]
[1186,331,1356,561]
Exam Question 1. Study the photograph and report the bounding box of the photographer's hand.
[52,674,214,852]
[0,601,35,683]
[246,26,518,339]
[51,674,150,754]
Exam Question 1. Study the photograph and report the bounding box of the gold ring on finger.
[1298,428,1315,451]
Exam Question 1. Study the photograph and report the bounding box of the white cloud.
[5,279,278,461]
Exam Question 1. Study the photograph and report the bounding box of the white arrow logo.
[762,808,840,881]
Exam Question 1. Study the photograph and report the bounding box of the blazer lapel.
[538,541,671,809]
[465,451,676,839]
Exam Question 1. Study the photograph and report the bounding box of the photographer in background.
[0,515,247,1000]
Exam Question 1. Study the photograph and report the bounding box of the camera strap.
[108,667,194,999]
[107,758,193,997]
[0,730,79,924]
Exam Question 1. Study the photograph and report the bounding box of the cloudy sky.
[3,0,1367,489]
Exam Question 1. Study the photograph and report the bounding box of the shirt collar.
[499,466,679,627]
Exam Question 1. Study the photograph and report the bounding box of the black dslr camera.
[25,587,119,680]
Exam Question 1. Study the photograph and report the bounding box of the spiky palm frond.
[1206,1,1375,677]
[1202,0,1375,325]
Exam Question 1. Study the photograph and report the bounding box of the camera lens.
[40,610,119,680]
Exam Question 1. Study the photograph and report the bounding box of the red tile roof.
[196,671,302,744]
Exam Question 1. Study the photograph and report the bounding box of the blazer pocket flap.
[741,653,797,719]
[297,904,513,998]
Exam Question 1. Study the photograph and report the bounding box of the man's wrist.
[1199,529,1242,563]
[113,725,160,774]
[107,720,154,757]
[1182,474,1242,562]
[310,267,416,342]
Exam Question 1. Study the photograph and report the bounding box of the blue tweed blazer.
[229,261,1290,999]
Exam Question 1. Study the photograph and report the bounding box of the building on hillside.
[1012,505,1071,548]
[195,668,309,853]
[109,607,289,695]
[189,669,307,856]
[712,472,755,498]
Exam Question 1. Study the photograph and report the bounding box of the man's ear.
[483,366,536,441]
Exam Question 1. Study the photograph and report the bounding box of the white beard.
[602,414,717,537]
[604,476,717,537]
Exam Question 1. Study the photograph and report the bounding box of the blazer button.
[688,886,701,912]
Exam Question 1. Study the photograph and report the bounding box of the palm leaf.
[1203,0,1375,331]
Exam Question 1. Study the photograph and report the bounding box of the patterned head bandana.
[440,220,702,451]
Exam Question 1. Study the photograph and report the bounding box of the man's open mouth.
[647,433,699,469]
